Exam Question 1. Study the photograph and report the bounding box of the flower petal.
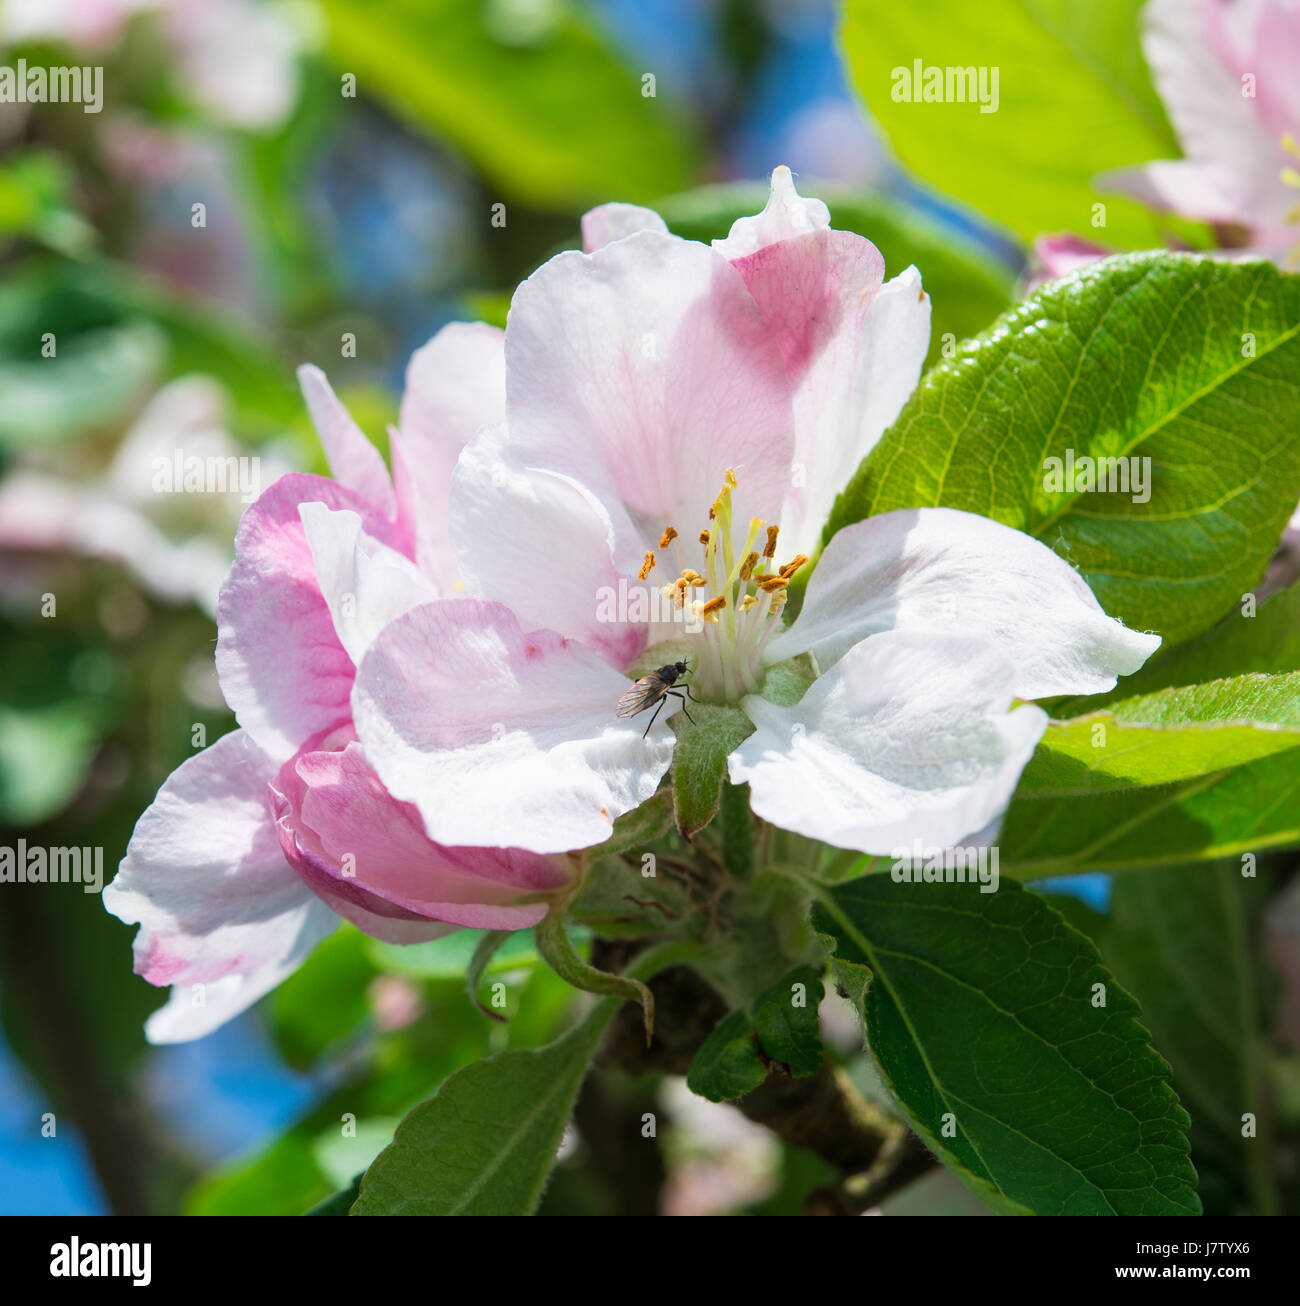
[297,364,396,519]
[299,502,437,668]
[272,731,568,940]
[1100,0,1294,229]
[352,598,676,854]
[392,322,506,589]
[215,473,406,763]
[502,228,797,541]
[769,508,1160,699]
[730,631,1048,855]
[449,422,648,668]
[102,729,336,1042]
[739,242,928,556]
[581,201,668,251]
[712,165,831,260]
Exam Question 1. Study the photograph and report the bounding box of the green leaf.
[305,1174,364,1217]
[669,702,753,838]
[367,927,545,979]
[0,151,95,256]
[1094,864,1279,1213]
[685,1008,767,1103]
[0,270,163,445]
[814,875,1200,1214]
[749,965,825,1078]
[270,927,378,1069]
[1003,749,1300,876]
[317,0,697,208]
[840,0,1179,247]
[1020,671,1300,795]
[656,183,1015,367]
[828,254,1300,649]
[686,966,825,1101]
[0,261,298,446]
[352,942,694,1214]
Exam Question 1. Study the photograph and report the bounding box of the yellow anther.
[758,576,789,593]
[699,595,728,616]
[638,551,656,580]
[779,554,810,580]
[762,524,780,559]
[738,594,759,612]
[680,569,706,587]
[658,526,679,549]
[699,529,710,545]
[738,551,760,581]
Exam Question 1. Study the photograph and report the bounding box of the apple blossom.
[1101,0,1300,264]
[103,335,569,1042]
[350,169,1161,862]
[107,167,1161,1044]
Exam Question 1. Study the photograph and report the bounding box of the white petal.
[102,729,336,1043]
[352,599,676,854]
[299,502,437,667]
[394,321,506,589]
[778,263,930,558]
[730,631,1048,855]
[712,166,831,260]
[297,365,396,517]
[449,423,648,668]
[581,202,668,251]
[770,508,1160,699]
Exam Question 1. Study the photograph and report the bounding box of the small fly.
[617,660,698,738]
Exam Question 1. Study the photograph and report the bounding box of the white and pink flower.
[106,168,1159,1041]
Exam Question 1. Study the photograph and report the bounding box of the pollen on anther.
[779,553,809,580]
[638,551,656,580]
[658,526,678,549]
[762,524,780,558]
[699,595,727,616]
[738,550,760,581]
[758,575,788,593]
[699,529,710,545]
[738,594,759,612]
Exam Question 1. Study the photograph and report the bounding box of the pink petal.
[1026,234,1112,292]
[271,725,569,940]
[102,729,336,1042]
[721,175,929,554]
[216,473,406,763]
[297,365,397,520]
[352,598,676,854]
[500,228,797,553]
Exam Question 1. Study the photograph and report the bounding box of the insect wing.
[617,675,665,718]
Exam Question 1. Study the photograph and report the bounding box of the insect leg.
[669,689,696,726]
[641,696,666,739]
